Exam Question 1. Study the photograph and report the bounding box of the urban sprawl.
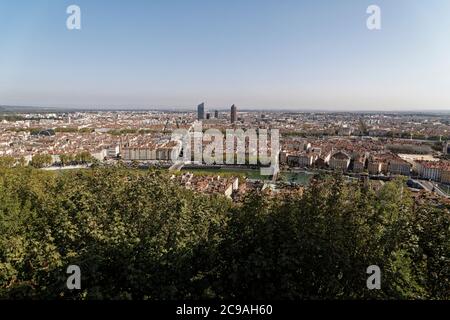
[1,104,450,203]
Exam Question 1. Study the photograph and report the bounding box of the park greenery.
[0,153,97,169]
[59,152,96,167]
[0,166,448,300]
[29,154,53,168]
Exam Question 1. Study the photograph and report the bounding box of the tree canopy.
[0,168,448,299]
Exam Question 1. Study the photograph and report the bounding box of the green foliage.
[54,127,79,133]
[0,168,448,300]
[59,154,75,166]
[217,175,449,300]
[74,152,94,164]
[59,152,95,166]
[0,114,27,121]
[0,156,16,168]
[30,154,53,168]
[78,128,95,134]
[0,168,230,299]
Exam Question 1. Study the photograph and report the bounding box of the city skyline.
[1,0,450,110]
[2,103,450,114]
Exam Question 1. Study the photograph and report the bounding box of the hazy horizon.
[2,103,450,114]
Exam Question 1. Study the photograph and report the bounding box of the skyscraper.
[231,104,237,123]
[214,110,219,118]
[197,103,205,120]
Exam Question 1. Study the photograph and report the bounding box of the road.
[169,161,186,171]
[414,179,449,198]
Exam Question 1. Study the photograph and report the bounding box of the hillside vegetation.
[0,168,448,299]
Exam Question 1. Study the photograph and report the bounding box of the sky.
[0,0,450,111]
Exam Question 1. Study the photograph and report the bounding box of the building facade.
[329,151,351,171]
[231,104,237,123]
[197,103,205,121]
[388,159,411,176]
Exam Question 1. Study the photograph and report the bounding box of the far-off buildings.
[197,103,205,121]
[231,104,237,123]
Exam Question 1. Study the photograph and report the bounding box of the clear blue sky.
[1,0,450,110]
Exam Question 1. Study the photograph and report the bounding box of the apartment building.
[287,152,315,168]
[416,160,450,183]
[441,169,450,184]
[388,159,411,176]
[368,161,382,175]
[351,153,367,173]
[329,151,351,171]
[122,146,157,161]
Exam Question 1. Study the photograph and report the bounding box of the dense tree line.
[59,152,96,166]
[29,154,53,168]
[0,167,448,299]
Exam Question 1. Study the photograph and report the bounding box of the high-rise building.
[231,104,237,123]
[206,113,211,120]
[197,103,205,120]
[214,110,219,118]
